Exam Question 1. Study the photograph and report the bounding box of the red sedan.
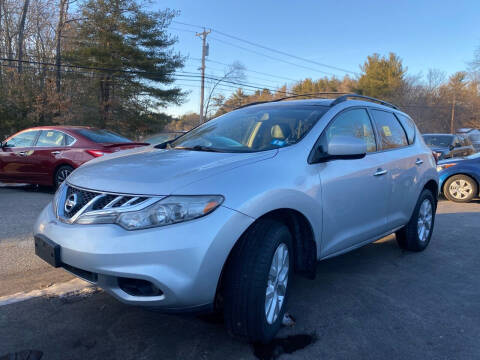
[0,126,147,188]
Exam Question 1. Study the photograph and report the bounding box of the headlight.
[53,182,67,215]
[77,195,224,230]
[436,163,457,172]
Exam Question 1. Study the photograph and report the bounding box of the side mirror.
[326,135,367,159]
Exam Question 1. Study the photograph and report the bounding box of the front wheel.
[223,219,293,343]
[396,189,436,252]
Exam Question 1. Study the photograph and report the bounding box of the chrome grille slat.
[57,185,156,224]
[104,196,125,208]
[122,197,139,207]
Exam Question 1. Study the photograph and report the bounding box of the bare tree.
[203,61,245,119]
[17,0,31,73]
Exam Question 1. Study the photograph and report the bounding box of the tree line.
[0,0,184,140]
[212,53,480,134]
[1,0,479,139]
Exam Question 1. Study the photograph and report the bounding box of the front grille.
[58,184,152,222]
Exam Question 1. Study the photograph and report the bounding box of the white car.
[34,94,438,342]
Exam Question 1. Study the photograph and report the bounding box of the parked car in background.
[437,152,480,202]
[457,128,480,152]
[142,131,186,145]
[0,126,147,188]
[34,94,438,342]
[423,133,475,160]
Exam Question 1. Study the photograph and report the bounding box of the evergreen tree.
[66,0,185,129]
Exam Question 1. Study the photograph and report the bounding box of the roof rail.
[330,94,399,110]
[235,92,350,110]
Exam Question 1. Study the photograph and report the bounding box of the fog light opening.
[118,277,163,297]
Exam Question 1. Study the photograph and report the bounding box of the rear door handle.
[51,151,61,155]
[17,151,27,156]
[415,159,424,165]
[374,168,388,176]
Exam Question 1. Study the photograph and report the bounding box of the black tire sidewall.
[256,228,293,342]
[444,175,477,203]
[412,190,436,250]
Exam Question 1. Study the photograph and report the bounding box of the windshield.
[75,129,131,144]
[171,105,328,152]
[423,135,453,148]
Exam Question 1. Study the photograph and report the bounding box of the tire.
[223,219,293,343]
[396,189,436,252]
[443,175,477,203]
[54,165,74,189]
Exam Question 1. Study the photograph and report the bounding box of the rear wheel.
[223,219,293,343]
[54,165,74,188]
[443,175,477,203]
[396,189,436,252]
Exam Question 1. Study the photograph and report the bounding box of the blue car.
[437,152,480,202]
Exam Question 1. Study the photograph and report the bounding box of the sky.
[153,0,480,116]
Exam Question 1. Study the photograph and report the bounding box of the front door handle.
[374,168,388,176]
[415,159,424,166]
[51,151,61,155]
[17,151,27,156]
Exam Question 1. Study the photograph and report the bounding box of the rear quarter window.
[395,113,416,144]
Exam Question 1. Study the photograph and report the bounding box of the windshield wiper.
[173,145,224,152]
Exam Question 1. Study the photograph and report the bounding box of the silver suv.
[34,94,438,342]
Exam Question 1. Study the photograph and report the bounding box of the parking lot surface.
[1,184,479,359]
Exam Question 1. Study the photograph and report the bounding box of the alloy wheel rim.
[449,180,473,200]
[57,169,71,184]
[417,199,433,242]
[265,243,289,325]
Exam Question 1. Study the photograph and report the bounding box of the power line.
[172,20,357,75]
[208,36,335,76]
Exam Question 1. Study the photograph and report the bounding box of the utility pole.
[450,92,456,134]
[196,28,210,124]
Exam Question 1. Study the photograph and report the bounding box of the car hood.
[67,146,277,195]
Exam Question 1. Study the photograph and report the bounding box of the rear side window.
[395,113,416,144]
[75,129,131,144]
[325,108,376,152]
[370,109,408,150]
[36,130,65,147]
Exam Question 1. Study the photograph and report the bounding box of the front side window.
[5,131,38,148]
[171,105,329,152]
[325,108,376,153]
[36,130,65,147]
[370,109,408,150]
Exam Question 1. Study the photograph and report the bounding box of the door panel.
[320,153,390,256]
[0,130,40,182]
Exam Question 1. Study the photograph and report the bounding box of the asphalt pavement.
[1,184,479,360]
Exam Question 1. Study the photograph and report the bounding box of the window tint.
[65,134,76,146]
[395,113,416,144]
[75,129,131,144]
[5,131,38,148]
[370,109,408,150]
[325,108,376,153]
[36,130,65,147]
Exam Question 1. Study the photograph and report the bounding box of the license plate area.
[34,235,61,267]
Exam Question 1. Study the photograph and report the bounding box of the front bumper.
[34,202,254,311]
